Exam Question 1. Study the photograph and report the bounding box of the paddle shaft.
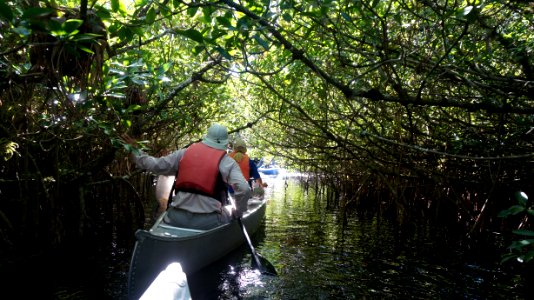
[229,195,276,275]
[237,217,264,270]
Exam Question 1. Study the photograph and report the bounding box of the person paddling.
[123,123,251,229]
[228,138,268,198]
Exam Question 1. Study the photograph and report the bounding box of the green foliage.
[110,0,127,15]
[499,192,532,218]
[0,0,13,21]
[175,28,204,43]
[1,0,533,266]
[0,138,19,161]
[499,192,534,264]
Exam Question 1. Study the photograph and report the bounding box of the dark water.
[2,173,527,299]
[184,173,527,299]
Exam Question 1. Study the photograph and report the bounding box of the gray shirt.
[132,146,251,217]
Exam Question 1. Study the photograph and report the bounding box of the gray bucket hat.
[202,123,229,150]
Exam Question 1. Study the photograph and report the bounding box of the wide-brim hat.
[202,123,228,150]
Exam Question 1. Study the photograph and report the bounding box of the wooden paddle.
[237,217,277,276]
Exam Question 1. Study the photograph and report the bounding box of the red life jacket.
[229,152,251,180]
[174,143,226,201]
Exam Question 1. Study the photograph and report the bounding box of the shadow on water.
[0,237,131,300]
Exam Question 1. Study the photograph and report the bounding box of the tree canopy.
[0,0,533,257]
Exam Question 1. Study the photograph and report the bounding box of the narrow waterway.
[185,173,526,299]
[3,173,526,299]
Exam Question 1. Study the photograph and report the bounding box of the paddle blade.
[236,217,277,276]
[252,253,278,276]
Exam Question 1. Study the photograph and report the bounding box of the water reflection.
[186,174,525,299]
[8,173,525,299]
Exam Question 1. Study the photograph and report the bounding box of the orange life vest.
[229,152,251,180]
[174,143,226,201]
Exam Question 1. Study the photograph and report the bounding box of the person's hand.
[232,208,243,219]
[121,133,137,146]
[262,182,268,188]
[121,133,141,155]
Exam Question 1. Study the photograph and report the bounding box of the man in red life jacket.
[123,123,251,230]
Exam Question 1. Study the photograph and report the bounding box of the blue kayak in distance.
[258,166,280,176]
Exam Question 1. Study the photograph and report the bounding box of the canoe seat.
[150,224,207,238]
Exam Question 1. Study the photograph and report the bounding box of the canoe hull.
[127,199,266,299]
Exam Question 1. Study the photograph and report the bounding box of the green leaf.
[64,19,83,34]
[105,93,126,98]
[48,19,63,33]
[130,26,144,36]
[161,2,171,15]
[123,143,139,154]
[497,210,508,218]
[515,191,528,206]
[192,45,205,55]
[216,16,232,27]
[73,33,104,42]
[208,28,228,43]
[237,16,250,29]
[111,0,120,12]
[127,60,144,68]
[111,0,127,15]
[121,119,132,128]
[186,6,198,17]
[523,251,534,263]
[146,7,156,24]
[500,253,517,264]
[94,6,112,20]
[508,240,524,250]
[160,62,173,73]
[512,230,534,237]
[371,0,379,8]
[78,45,95,54]
[135,0,148,6]
[498,205,525,217]
[131,77,146,85]
[282,13,292,22]
[202,6,215,23]
[0,0,14,21]
[253,34,269,50]
[23,7,54,19]
[1,139,19,161]
[125,104,142,113]
[518,239,534,246]
[214,46,232,60]
[176,29,204,43]
[118,26,134,41]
